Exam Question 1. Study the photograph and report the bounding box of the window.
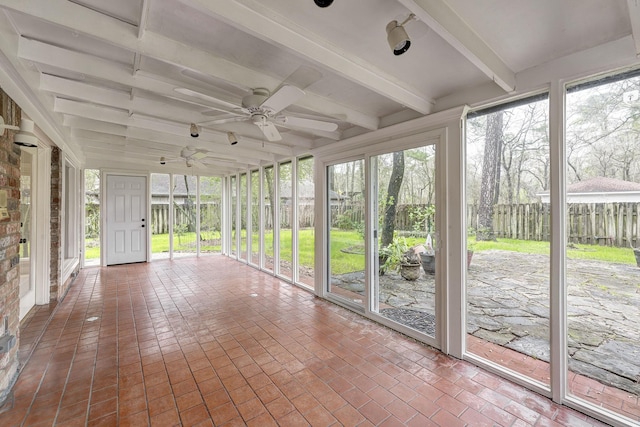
[465,94,551,386]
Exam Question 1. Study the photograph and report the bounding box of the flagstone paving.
[334,249,640,396]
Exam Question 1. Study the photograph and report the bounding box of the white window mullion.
[549,79,567,404]
[169,173,174,259]
[196,176,201,256]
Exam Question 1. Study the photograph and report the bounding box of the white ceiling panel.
[0,0,636,175]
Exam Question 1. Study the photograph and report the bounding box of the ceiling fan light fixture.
[314,0,333,7]
[186,159,193,167]
[227,131,238,145]
[386,14,415,56]
[190,123,199,138]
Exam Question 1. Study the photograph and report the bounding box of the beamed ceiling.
[0,0,638,175]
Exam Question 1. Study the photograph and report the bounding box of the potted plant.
[400,247,422,280]
[419,235,474,274]
[419,233,436,274]
[380,237,422,280]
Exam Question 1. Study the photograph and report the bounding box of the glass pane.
[327,160,365,308]
[173,174,197,258]
[297,157,314,288]
[230,175,237,257]
[279,162,292,279]
[373,146,438,339]
[84,169,100,266]
[250,170,260,266]
[199,176,222,254]
[20,152,33,297]
[151,173,170,260]
[239,173,247,261]
[466,96,551,385]
[263,166,274,271]
[565,73,640,420]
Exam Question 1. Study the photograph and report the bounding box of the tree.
[477,111,503,241]
[381,151,404,248]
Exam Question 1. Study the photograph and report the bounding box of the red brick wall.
[0,90,22,402]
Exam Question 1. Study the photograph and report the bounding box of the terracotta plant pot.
[400,263,421,280]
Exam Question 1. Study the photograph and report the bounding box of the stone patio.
[333,249,640,396]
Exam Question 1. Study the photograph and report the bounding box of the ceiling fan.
[160,146,235,168]
[196,85,339,141]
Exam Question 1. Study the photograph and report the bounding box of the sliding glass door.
[326,159,365,308]
[372,144,439,342]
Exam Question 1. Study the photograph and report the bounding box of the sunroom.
[0,1,639,426]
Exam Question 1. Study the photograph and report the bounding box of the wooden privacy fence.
[467,202,640,248]
[151,203,220,234]
[151,200,640,248]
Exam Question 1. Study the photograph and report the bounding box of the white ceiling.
[0,0,638,175]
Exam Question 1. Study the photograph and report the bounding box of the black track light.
[314,0,333,7]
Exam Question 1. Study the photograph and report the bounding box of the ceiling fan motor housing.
[252,113,268,125]
[242,88,270,113]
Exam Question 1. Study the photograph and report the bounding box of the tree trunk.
[381,151,404,248]
[477,112,503,241]
[264,167,275,230]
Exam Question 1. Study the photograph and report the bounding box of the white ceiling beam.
[42,73,213,124]
[0,12,81,160]
[58,103,279,163]
[20,38,239,110]
[183,0,433,115]
[398,0,516,92]
[41,74,131,107]
[81,150,239,175]
[44,75,307,155]
[5,0,379,130]
[138,0,150,40]
[130,115,294,157]
[627,0,640,57]
[72,129,257,171]
[55,98,130,124]
[63,116,128,136]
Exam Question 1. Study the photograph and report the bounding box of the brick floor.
[1,257,613,426]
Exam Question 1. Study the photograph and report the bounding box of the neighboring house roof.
[566,177,640,193]
[537,177,640,203]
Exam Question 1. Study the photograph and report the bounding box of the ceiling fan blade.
[199,116,247,126]
[260,85,304,114]
[276,116,338,132]
[283,66,322,90]
[255,120,282,141]
[201,108,245,117]
[174,87,239,110]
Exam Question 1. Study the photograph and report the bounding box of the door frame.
[101,171,150,267]
[313,106,469,356]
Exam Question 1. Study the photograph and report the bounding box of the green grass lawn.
[468,237,636,265]
[84,231,222,259]
[85,230,636,269]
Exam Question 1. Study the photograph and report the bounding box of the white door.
[106,175,147,265]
